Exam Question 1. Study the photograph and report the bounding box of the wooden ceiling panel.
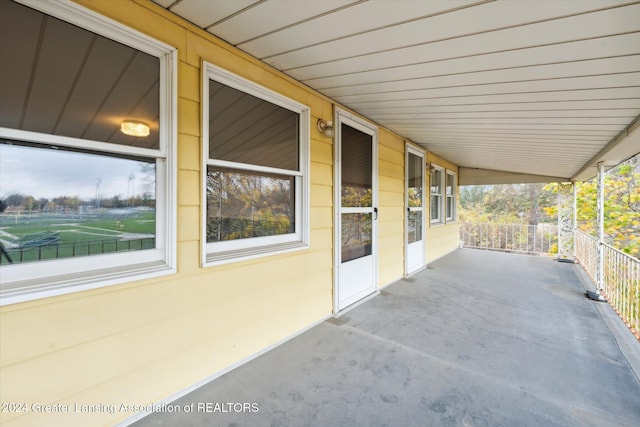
[333,73,640,104]
[345,87,640,110]
[357,99,640,115]
[265,2,639,71]
[211,0,355,45]
[367,109,640,120]
[297,31,640,86]
[169,0,258,29]
[320,56,640,98]
[238,0,479,59]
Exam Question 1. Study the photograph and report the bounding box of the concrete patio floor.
[132,249,640,427]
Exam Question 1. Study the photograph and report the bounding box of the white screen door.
[406,148,426,275]
[335,112,377,312]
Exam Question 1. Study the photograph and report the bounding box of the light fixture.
[317,119,334,138]
[121,120,150,137]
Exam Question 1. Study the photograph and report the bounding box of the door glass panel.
[341,124,372,207]
[408,210,422,244]
[407,152,422,208]
[341,213,372,262]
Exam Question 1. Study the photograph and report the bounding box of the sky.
[0,143,155,201]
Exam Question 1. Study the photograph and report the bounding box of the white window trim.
[201,62,310,267]
[430,165,444,225]
[0,0,177,306]
[446,170,457,223]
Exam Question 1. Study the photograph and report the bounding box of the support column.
[596,161,605,292]
[587,162,607,302]
[573,181,577,260]
[557,182,574,260]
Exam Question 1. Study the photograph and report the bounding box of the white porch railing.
[460,223,558,255]
[566,230,639,339]
[574,229,598,281]
[602,239,639,339]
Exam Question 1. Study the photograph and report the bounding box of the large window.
[430,166,444,224]
[202,63,309,265]
[446,171,457,222]
[0,0,176,304]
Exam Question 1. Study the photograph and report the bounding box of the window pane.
[0,0,160,149]
[431,195,440,221]
[341,213,372,262]
[341,124,372,207]
[431,169,441,195]
[408,152,422,208]
[447,196,454,219]
[0,142,156,265]
[209,80,299,170]
[408,210,422,243]
[206,167,295,242]
[446,174,454,196]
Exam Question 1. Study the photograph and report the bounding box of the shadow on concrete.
[132,249,640,427]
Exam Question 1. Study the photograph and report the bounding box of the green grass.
[0,211,156,264]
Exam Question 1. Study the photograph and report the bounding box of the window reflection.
[341,213,372,262]
[408,210,422,243]
[408,152,422,208]
[206,167,295,242]
[0,142,156,265]
[209,80,299,170]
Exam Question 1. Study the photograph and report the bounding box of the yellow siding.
[426,151,460,264]
[427,223,461,264]
[378,130,405,287]
[0,1,462,425]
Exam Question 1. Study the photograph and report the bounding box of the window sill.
[204,241,309,267]
[0,261,175,306]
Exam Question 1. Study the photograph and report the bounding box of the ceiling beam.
[571,113,640,182]
[459,167,568,185]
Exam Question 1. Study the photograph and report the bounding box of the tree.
[572,156,640,257]
[461,155,640,258]
[459,183,555,225]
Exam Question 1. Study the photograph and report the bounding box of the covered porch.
[131,249,640,427]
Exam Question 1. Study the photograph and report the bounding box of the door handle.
[374,207,378,220]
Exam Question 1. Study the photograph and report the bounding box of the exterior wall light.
[121,120,150,137]
[317,119,334,138]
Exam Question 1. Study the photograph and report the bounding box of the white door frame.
[334,108,378,314]
[405,144,427,276]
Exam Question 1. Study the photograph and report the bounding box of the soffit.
[156,0,640,183]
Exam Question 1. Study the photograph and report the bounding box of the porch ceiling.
[154,0,640,183]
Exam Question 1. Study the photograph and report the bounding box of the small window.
[0,0,176,304]
[430,166,444,224]
[446,171,457,222]
[202,63,309,265]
